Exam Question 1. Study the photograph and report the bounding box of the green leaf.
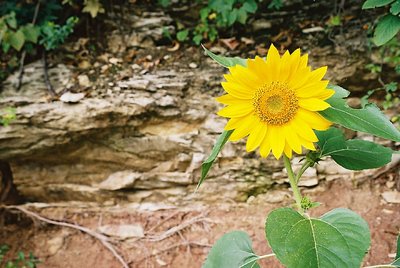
[202,45,247,68]
[320,85,400,142]
[393,235,400,266]
[316,127,393,170]
[202,231,260,268]
[8,30,25,51]
[193,34,203,45]
[5,12,17,29]
[265,207,370,268]
[391,1,400,15]
[176,29,189,42]
[373,14,400,46]
[242,0,258,13]
[21,24,40,43]
[237,8,248,24]
[197,130,233,190]
[362,0,395,9]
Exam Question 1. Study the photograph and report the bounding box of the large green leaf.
[373,14,400,46]
[8,29,25,51]
[320,85,400,142]
[265,208,370,268]
[20,24,40,43]
[203,231,260,268]
[202,44,247,68]
[316,127,393,170]
[362,0,395,9]
[197,130,233,190]
[393,235,400,266]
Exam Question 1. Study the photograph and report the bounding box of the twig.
[145,210,181,234]
[2,205,129,268]
[147,213,212,242]
[17,0,41,91]
[42,50,56,98]
[132,241,212,264]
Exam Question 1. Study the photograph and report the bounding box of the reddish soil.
[1,176,399,268]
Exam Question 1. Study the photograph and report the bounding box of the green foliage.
[202,231,260,268]
[202,45,247,67]
[158,0,171,8]
[268,0,283,10]
[265,208,370,268]
[362,0,400,46]
[0,245,39,268]
[394,235,400,266]
[315,127,393,170]
[0,12,41,53]
[0,107,16,126]
[39,16,78,51]
[320,85,400,142]
[197,129,233,190]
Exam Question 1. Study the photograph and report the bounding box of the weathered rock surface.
[0,10,389,205]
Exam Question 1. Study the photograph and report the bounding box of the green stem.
[295,160,312,184]
[239,253,276,268]
[283,155,303,213]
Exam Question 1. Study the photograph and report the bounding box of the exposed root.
[146,212,213,242]
[2,205,129,268]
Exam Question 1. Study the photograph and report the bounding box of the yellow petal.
[299,54,308,68]
[297,109,332,130]
[299,98,331,111]
[229,64,262,89]
[229,114,259,141]
[221,82,253,99]
[283,124,302,154]
[216,94,246,105]
[290,118,318,142]
[283,143,293,158]
[288,66,311,89]
[259,129,272,158]
[309,66,327,81]
[247,56,269,81]
[269,126,285,159]
[298,136,316,151]
[266,44,281,80]
[279,51,291,81]
[296,80,329,98]
[246,121,267,152]
[218,102,254,118]
[225,117,243,130]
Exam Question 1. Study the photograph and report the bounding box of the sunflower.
[216,44,334,159]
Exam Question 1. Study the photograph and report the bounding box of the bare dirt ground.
[2,174,399,268]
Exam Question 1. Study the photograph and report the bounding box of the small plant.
[0,245,39,268]
[0,107,16,126]
[199,44,400,267]
[39,16,78,51]
[362,0,400,46]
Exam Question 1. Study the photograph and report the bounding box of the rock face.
[0,9,378,205]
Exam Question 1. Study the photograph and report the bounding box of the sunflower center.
[253,81,298,125]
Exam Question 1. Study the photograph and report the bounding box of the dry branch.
[2,205,129,268]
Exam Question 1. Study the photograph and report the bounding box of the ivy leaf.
[20,24,40,43]
[373,14,400,46]
[391,1,400,15]
[197,130,232,190]
[265,208,370,268]
[8,30,25,51]
[320,85,400,142]
[316,127,393,170]
[362,0,395,9]
[202,45,247,68]
[176,29,189,42]
[242,0,258,13]
[202,231,260,268]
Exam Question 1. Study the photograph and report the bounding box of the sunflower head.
[216,44,334,159]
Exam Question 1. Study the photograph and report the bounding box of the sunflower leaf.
[197,130,233,190]
[320,85,400,142]
[202,44,247,68]
[392,235,400,266]
[315,127,393,170]
[265,207,370,268]
[202,231,260,268]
